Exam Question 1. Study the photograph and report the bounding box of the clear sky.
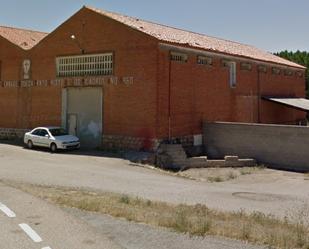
[0,0,308,52]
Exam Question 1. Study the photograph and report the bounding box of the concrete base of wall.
[102,134,160,151]
[101,134,203,154]
[0,128,29,141]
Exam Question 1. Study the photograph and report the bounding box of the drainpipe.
[257,69,261,123]
[168,51,172,142]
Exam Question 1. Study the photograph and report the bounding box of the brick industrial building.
[0,6,307,150]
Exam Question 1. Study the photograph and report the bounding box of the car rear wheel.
[27,140,33,149]
[50,143,57,153]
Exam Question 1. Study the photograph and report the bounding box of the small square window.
[240,62,252,71]
[284,69,293,76]
[296,71,304,77]
[197,56,213,66]
[272,67,281,75]
[222,59,230,67]
[258,65,267,73]
[170,52,188,62]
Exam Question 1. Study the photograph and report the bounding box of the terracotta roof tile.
[87,6,305,69]
[0,26,47,50]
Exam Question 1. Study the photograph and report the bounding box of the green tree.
[275,50,309,97]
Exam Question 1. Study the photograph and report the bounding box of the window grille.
[272,67,281,75]
[240,62,252,71]
[170,52,188,62]
[197,56,213,65]
[296,71,304,77]
[56,53,113,77]
[222,59,230,67]
[284,69,293,76]
[258,65,267,73]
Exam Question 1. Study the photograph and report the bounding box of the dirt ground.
[176,166,265,182]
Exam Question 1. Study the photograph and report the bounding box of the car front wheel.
[50,143,57,153]
[27,140,33,149]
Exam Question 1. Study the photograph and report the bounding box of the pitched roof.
[0,26,48,50]
[86,6,305,69]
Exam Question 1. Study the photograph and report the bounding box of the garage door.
[63,87,103,148]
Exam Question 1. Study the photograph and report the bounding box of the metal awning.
[263,97,309,111]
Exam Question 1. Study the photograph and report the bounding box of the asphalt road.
[0,182,121,249]
[0,143,308,219]
[0,180,264,249]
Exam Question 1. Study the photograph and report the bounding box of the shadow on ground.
[0,139,155,165]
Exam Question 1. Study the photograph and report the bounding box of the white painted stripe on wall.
[0,202,16,218]
[19,223,43,243]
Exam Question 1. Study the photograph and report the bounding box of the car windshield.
[49,128,68,137]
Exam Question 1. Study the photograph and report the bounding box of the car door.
[39,129,51,147]
[30,129,42,146]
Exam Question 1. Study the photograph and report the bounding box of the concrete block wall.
[204,122,309,172]
[102,134,160,151]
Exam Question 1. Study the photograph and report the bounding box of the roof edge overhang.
[0,34,29,52]
[84,6,305,70]
[0,5,307,70]
[262,96,309,112]
[27,6,87,51]
[0,26,48,51]
[83,6,160,43]
[159,43,306,70]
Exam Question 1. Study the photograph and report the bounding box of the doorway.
[62,87,103,148]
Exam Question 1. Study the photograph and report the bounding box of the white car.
[24,127,80,152]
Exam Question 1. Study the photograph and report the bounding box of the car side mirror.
[45,134,50,138]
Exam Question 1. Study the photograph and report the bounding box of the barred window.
[284,69,293,76]
[272,67,281,75]
[296,71,304,77]
[56,53,113,77]
[170,52,188,62]
[222,59,230,67]
[240,62,252,71]
[197,56,213,66]
[258,65,267,73]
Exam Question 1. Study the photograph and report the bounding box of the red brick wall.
[0,37,26,128]
[28,8,158,139]
[156,49,306,139]
[0,7,306,146]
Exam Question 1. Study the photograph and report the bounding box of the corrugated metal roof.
[264,97,309,111]
[86,6,305,69]
[0,26,47,50]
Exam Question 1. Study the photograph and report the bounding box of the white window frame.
[227,61,237,88]
[56,53,113,77]
[223,61,237,88]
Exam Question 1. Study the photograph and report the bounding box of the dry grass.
[4,181,309,249]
